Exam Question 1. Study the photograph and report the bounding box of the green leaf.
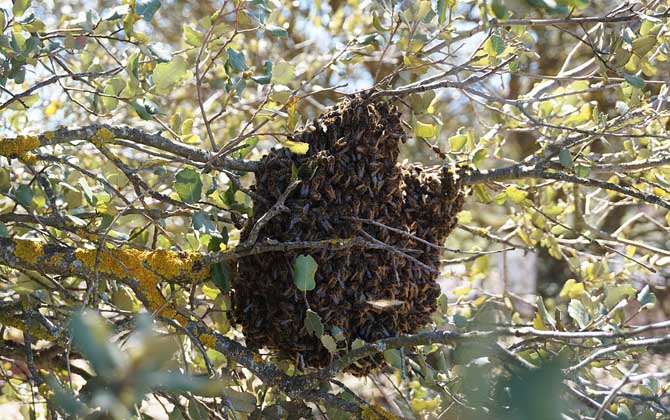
[471,148,488,168]
[535,296,556,329]
[491,33,505,55]
[637,285,657,309]
[352,338,365,350]
[413,1,433,21]
[135,0,161,21]
[227,47,247,72]
[414,121,437,138]
[575,165,591,178]
[183,24,204,47]
[209,231,232,293]
[293,254,317,291]
[153,56,188,92]
[192,211,217,235]
[175,168,203,203]
[558,149,574,169]
[449,133,467,151]
[436,0,449,24]
[20,15,45,32]
[383,348,402,368]
[211,261,232,292]
[568,299,589,329]
[131,99,157,120]
[14,184,33,207]
[604,285,636,309]
[13,0,30,17]
[272,60,295,85]
[222,389,257,413]
[624,73,645,89]
[304,309,324,337]
[632,35,657,57]
[320,334,338,353]
[556,0,589,7]
[491,0,508,19]
[102,77,126,111]
[0,222,8,238]
[266,24,288,38]
[188,397,209,420]
[372,12,388,32]
[252,60,273,84]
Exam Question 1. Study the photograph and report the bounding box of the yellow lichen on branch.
[0,135,41,160]
[13,238,45,264]
[9,238,210,324]
[360,405,404,420]
[198,333,218,348]
[74,246,209,322]
[91,127,116,147]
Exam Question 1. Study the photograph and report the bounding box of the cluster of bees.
[233,96,465,373]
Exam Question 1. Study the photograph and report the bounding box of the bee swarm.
[233,96,465,374]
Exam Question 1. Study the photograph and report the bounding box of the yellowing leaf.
[449,134,467,151]
[45,100,62,116]
[410,397,441,413]
[457,210,472,224]
[272,61,295,85]
[284,140,309,154]
[559,279,586,299]
[505,186,528,203]
[153,56,188,93]
[452,285,471,296]
[183,24,204,47]
[532,312,546,330]
[604,285,636,309]
[414,121,437,138]
[564,103,592,126]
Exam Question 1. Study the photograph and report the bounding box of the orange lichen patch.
[13,238,45,265]
[361,405,404,420]
[74,246,210,322]
[198,333,218,348]
[0,135,41,158]
[91,127,115,147]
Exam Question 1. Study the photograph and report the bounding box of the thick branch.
[32,125,259,172]
[460,164,670,210]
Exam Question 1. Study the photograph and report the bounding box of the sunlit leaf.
[135,0,161,21]
[293,254,317,291]
[272,60,295,85]
[415,121,437,138]
[153,56,188,92]
[174,168,203,203]
[284,140,309,154]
